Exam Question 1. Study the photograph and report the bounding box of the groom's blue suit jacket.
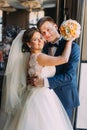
[43,38,80,111]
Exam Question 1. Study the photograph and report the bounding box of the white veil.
[1,30,29,114]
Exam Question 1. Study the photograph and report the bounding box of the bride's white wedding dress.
[4,53,73,130]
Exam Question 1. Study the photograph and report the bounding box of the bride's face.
[29,32,45,51]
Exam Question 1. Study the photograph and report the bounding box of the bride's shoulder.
[29,53,41,65]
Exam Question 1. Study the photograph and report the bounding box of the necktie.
[48,43,58,56]
[48,42,59,56]
[49,43,59,48]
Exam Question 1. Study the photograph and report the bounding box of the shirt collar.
[51,36,62,45]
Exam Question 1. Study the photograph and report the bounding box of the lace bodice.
[28,53,56,78]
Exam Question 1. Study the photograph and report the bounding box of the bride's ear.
[26,42,31,48]
[54,23,58,30]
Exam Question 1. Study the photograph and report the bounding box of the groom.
[28,16,80,120]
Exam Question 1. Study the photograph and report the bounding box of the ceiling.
[0,0,56,12]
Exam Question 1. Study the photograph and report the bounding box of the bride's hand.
[67,35,80,43]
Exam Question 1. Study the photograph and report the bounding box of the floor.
[0,110,7,130]
[0,109,87,130]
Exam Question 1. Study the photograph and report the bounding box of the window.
[29,10,44,28]
[0,10,3,42]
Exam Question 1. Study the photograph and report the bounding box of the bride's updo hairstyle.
[22,27,39,44]
[22,27,39,52]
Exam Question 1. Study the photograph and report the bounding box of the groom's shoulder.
[61,38,80,49]
[72,41,80,50]
[42,42,50,54]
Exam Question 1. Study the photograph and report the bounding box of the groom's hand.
[27,74,44,87]
[33,76,44,87]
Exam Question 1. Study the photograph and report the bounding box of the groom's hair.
[37,16,55,30]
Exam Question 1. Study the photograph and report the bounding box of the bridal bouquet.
[59,19,81,40]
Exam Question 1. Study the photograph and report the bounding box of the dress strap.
[28,53,43,77]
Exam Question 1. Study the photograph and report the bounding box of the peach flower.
[59,19,81,40]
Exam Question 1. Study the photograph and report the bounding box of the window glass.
[0,10,2,42]
[29,10,44,27]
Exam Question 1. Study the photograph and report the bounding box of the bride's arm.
[37,40,72,66]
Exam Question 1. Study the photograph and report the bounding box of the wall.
[81,1,87,61]
[76,0,87,129]
[4,10,29,29]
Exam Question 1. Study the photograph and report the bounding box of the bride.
[2,27,73,130]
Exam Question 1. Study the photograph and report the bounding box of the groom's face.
[39,21,59,43]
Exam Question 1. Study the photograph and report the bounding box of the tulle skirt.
[4,87,73,130]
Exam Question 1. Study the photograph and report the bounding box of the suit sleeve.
[48,43,80,89]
